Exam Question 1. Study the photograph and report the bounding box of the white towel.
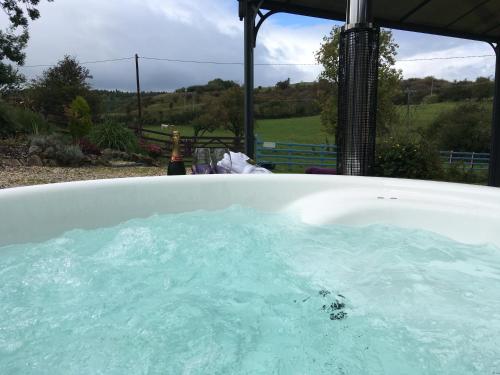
[217,152,272,174]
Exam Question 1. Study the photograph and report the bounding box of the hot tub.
[1,175,499,246]
[1,175,499,374]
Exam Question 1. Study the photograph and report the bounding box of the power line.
[141,56,319,66]
[142,54,495,66]
[17,53,495,69]
[397,54,494,62]
[20,56,134,68]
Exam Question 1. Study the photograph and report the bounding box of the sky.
[4,0,497,91]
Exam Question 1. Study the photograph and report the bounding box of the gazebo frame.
[238,0,500,187]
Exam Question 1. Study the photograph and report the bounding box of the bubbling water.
[0,206,499,374]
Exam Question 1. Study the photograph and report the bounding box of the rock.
[2,158,22,167]
[42,146,56,158]
[28,145,42,155]
[130,153,155,166]
[27,154,43,166]
[98,159,111,166]
[101,149,115,161]
[46,159,59,167]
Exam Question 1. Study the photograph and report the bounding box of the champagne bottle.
[167,130,186,175]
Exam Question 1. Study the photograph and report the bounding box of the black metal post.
[135,53,143,136]
[337,0,379,176]
[489,44,500,187]
[242,0,256,158]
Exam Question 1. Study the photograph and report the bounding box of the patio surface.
[0,166,166,189]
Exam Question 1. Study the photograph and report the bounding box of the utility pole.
[135,53,142,135]
[405,87,416,128]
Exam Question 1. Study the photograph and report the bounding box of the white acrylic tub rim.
[1,175,500,247]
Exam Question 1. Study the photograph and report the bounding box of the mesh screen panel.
[337,26,380,176]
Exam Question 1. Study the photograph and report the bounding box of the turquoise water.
[0,206,499,375]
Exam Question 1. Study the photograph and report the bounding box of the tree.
[428,103,491,153]
[471,77,494,100]
[219,86,244,138]
[29,56,95,124]
[1,0,53,64]
[67,96,92,141]
[0,63,25,95]
[190,86,244,138]
[190,97,223,137]
[276,78,290,90]
[316,27,402,136]
[1,0,52,96]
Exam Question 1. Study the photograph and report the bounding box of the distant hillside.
[96,78,322,126]
[94,76,495,127]
[394,76,494,105]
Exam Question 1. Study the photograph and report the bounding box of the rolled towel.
[217,152,272,174]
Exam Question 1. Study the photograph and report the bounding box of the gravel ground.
[0,166,167,189]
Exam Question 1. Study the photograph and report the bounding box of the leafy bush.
[55,144,85,166]
[429,103,491,153]
[374,136,442,180]
[421,94,439,104]
[1,101,52,138]
[442,162,488,185]
[0,101,19,138]
[14,107,51,135]
[139,140,163,158]
[89,120,138,152]
[78,138,101,155]
[67,96,92,141]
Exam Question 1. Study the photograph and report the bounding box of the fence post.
[254,135,259,164]
[471,152,475,170]
[449,150,453,164]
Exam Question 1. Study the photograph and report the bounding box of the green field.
[142,101,479,144]
[256,116,328,144]
[143,115,328,144]
[397,101,492,131]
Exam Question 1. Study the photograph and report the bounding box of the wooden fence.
[134,127,243,161]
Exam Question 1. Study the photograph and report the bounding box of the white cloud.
[256,21,330,82]
[3,0,496,90]
[396,42,495,80]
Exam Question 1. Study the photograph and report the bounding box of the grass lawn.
[143,115,329,144]
[256,116,329,144]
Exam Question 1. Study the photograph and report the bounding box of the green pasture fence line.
[255,137,337,172]
[439,151,490,171]
[256,137,490,173]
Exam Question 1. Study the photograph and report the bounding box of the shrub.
[0,101,19,138]
[421,94,439,104]
[373,136,442,180]
[442,162,488,185]
[14,107,52,135]
[67,96,93,141]
[0,102,51,138]
[429,103,491,153]
[78,138,101,155]
[139,140,163,158]
[55,144,84,166]
[89,120,138,152]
